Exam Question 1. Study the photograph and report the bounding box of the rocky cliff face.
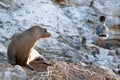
[0,0,120,79]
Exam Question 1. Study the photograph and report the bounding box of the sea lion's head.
[30,25,52,39]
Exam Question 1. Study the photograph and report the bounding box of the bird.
[96,16,109,47]
[96,16,109,40]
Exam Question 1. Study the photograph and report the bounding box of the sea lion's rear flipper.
[26,49,51,71]
[28,59,52,72]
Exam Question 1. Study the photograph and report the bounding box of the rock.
[0,0,21,11]
[47,60,120,80]
[14,65,26,79]
[116,48,120,54]
[74,0,93,6]
[109,25,120,40]
[86,45,100,58]
[115,48,120,58]
[93,0,120,16]
[106,17,120,26]
[0,59,119,80]
[0,64,27,80]
[0,42,7,58]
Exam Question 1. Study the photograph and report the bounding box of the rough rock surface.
[0,0,120,79]
[0,64,26,80]
[0,60,120,80]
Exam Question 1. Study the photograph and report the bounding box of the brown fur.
[7,25,51,66]
[52,0,74,5]
[52,0,68,5]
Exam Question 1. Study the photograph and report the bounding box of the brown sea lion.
[7,25,51,68]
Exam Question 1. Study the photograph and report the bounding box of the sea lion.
[7,25,51,68]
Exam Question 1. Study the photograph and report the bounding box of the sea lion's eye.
[44,29,47,32]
